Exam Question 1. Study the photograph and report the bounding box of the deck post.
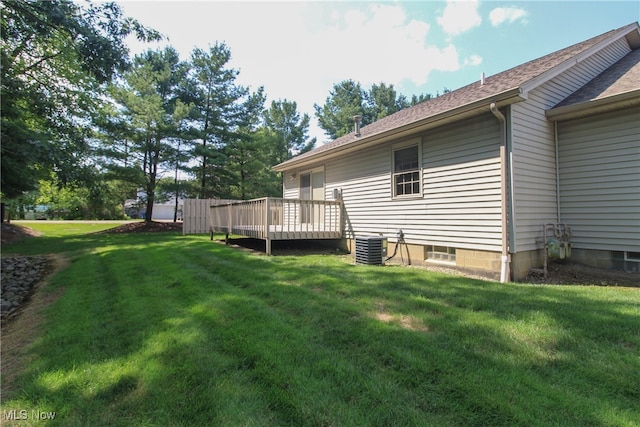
[265,198,271,255]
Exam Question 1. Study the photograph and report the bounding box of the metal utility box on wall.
[355,236,388,265]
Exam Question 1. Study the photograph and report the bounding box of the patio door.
[300,169,324,224]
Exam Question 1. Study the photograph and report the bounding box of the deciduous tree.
[0,0,159,198]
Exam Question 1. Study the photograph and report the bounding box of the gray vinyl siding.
[510,39,632,252]
[324,113,503,251]
[558,106,640,252]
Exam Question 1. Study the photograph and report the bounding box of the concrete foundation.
[345,235,640,280]
[385,241,424,266]
[455,249,501,272]
[510,247,640,279]
[510,250,545,281]
[570,248,640,273]
[346,239,503,280]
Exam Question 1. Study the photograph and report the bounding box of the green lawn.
[1,222,639,426]
[8,220,140,238]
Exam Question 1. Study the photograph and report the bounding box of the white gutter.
[490,103,511,283]
[554,121,561,223]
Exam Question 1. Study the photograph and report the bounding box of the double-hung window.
[393,144,421,197]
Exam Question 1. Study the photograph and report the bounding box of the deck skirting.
[210,198,343,254]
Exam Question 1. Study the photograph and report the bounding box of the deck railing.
[210,197,343,253]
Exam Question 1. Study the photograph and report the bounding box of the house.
[267,22,640,281]
[125,191,184,221]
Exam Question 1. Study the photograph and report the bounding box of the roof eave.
[546,89,640,121]
[273,87,525,172]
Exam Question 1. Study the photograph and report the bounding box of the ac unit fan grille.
[355,236,387,265]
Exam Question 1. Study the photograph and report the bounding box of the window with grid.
[393,145,420,197]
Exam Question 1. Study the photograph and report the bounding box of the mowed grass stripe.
[1,225,638,426]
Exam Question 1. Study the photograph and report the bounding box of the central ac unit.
[355,236,388,265]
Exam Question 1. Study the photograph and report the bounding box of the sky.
[117,1,640,144]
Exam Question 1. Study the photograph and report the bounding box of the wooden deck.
[210,198,343,254]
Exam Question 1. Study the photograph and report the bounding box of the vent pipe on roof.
[353,114,362,137]
[480,72,486,85]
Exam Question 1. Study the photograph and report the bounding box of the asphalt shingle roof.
[553,48,640,108]
[276,23,637,170]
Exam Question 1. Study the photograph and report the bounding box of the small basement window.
[426,245,456,264]
[625,251,640,262]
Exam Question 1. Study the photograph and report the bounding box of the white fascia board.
[546,89,640,121]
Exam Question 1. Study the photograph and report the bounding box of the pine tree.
[111,47,187,221]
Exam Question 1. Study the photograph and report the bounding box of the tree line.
[1,1,437,221]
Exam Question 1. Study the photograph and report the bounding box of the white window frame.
[392,138,422,199]
[624,251,640,262]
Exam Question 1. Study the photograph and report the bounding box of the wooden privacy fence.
[210,197,343,254]
[182,199,237,234]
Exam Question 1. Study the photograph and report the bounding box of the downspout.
[554,121,561,223]
[490,103,511,283]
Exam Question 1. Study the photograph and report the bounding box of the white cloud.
[118,2,469,142]
[119,2,462,90]
[464,54,483,66]
[311,4,458,87]
[226,2,463,115]
[489,7,528,26]
[437,0,482,36]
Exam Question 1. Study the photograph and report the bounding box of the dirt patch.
[373,302,430,332]
[96,221,182,234]
[1,222,41,245]
[422,262,638,287]
[523,261,638,287]
[374,312,430,332]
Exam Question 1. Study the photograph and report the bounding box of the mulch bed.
[524,260,638,287]
[95,221,183,234]
[1,223,41,245]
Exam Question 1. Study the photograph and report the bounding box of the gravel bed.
[1,256,48,323]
